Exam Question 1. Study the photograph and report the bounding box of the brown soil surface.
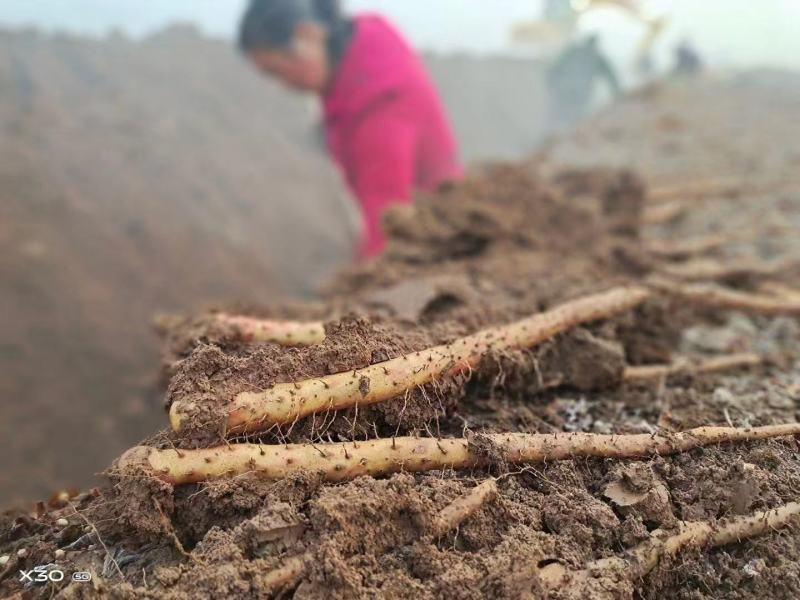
[0,26,357,505]
[0,27,551,505]
[4,63,800,595]
[3,37,800,598]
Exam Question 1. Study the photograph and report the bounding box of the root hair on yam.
[171,283,798,439]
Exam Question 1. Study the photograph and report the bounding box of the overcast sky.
[1,1,799,71]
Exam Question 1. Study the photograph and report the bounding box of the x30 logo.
[19,566,92,584]
[18,566,64,583]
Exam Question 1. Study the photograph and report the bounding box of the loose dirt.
[0,27,552,505]
[3,74,800,599]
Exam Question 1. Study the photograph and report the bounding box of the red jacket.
[323,14,462,257]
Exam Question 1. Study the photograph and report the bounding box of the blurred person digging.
[546,34,621,132]
[240,0,462,257]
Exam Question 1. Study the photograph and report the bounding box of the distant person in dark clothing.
[672,40,703,77]
[547,35,622,131]
[636,51,656,80]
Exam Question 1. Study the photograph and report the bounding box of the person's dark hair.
[238,0,344,52]
[312,0,342,25]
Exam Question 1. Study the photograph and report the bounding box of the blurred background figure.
[239,0,462,257]
[543,0,577,24]
[635,50,656,80]
[672,38,704,78]
[546,34,621,131]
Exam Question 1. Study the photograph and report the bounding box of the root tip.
[169,402,187,433]
[117,446,154,473]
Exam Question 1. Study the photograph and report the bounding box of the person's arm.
[348,105,416,257]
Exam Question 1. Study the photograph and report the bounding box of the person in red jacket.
[239,0,462,257]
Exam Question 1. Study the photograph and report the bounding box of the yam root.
[658,257,793,282]
[648,227,794,260]
[171,286,651,435]
[646,233,731,259]
[759,282,800,302]
[216,314,326,346]
[262,554,307,592]
[648,175,800,204]
[642,201,687,226]
[648,177,741,204]
[538,502,800,592]
[654,279,800,315]
[623,353,763,383]
[431,480,498,539]
[644,175,800,224]
[118,423,800,486]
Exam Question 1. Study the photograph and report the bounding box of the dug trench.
[2,163,800,599]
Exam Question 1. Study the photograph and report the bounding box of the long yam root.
[538,502,800,592]
[642,201,687,225]
[644,175,800,224]
[119,424,800,486]
[658,257,794,282]
[646,233,731,259]
[648,226,794,260]
[624,353,763,383]
[648,176,741,204]
[216,314,326,346]
[654,279,800,315]
[171,286,650,434]
[648,175,800,204]
[759,282,800,302]
[431,480,498,539]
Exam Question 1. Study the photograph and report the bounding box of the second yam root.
[652,278,800,316]
[623,353,764,383]
[537,502,800,593]
[172,283,798,436]
[215,314,326,346]
[170,286,651,435]
[431,479,499,539]
[657,257,795,282]
[119,423,800,486]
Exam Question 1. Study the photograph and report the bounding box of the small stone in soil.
[742,558,765,578]
[711,387,735,406]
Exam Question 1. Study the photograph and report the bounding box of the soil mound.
[5,138,800,598]
[0,25,356,504]
[0,26,551,505]
[3,73,800,599]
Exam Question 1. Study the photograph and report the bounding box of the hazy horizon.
[1,1,799,72]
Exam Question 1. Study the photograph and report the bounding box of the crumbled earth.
[0,28,550,504]
[3,75,800,599]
